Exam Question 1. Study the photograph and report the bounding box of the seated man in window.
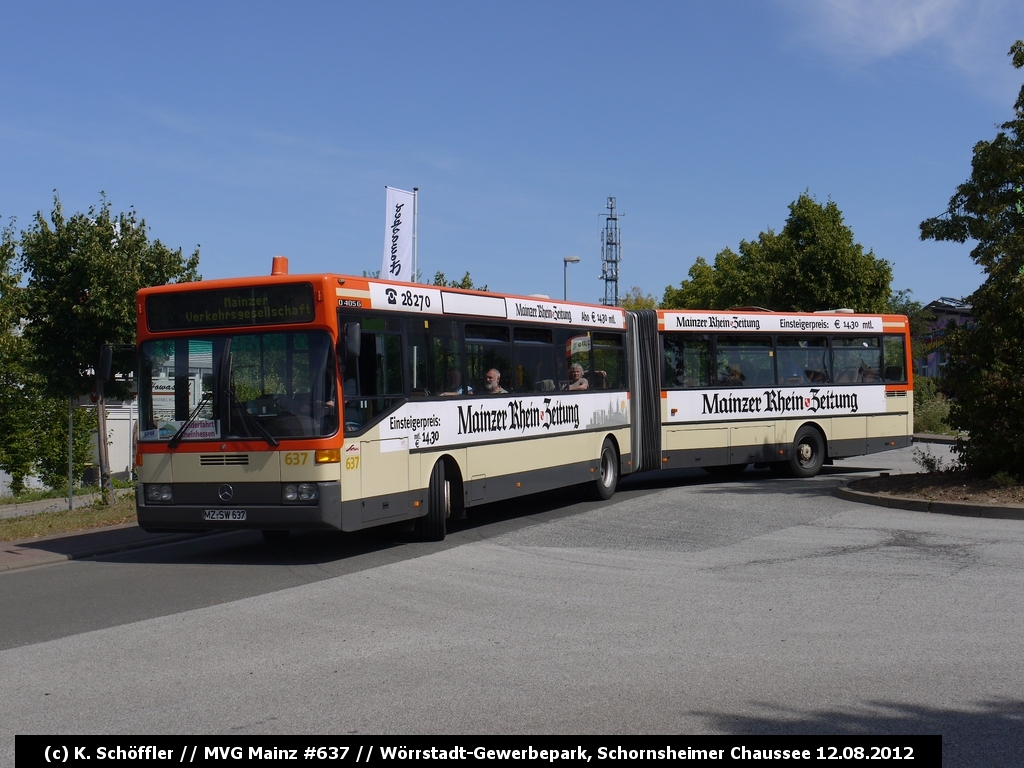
[483,368,508,394]
[565,363,589,390]
[442,369,473,395]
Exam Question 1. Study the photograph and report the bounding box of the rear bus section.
[630,309,912,478]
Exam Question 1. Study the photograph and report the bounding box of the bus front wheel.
[586,439,619,501]
[415,460,450,541]
[789,426,825,478]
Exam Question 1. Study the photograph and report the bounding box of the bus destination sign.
[146,283,316,332]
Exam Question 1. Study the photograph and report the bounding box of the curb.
[834,481,1024,521]
[912,433,960,446]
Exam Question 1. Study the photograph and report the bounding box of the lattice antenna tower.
[600,196,622,306]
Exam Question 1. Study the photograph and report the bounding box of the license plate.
[203,509,247,521]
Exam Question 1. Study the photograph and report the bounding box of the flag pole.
[412,187,419,283]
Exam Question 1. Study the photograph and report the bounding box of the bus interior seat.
[535,379,555,391]
[835,367,861,384]
[884,366,903,382]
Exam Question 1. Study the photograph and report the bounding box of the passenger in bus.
[442,369,472,395]
[484,368,508,394]
[783,366,806,386]
[566,363,589,390]
[718,363,745,386]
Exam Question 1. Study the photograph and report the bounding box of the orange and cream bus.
[623,308,914,479]
[135,259,630,541]
[134,260,912,542]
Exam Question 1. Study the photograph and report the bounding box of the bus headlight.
[145,484,173,503]
[283,483,318,503]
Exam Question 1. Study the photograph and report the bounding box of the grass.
[0,494,137,543]
[0,487,76,505]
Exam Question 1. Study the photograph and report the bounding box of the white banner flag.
[382,186,415,281]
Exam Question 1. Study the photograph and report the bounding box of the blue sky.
[2,1,1022,306]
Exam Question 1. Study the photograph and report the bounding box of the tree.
[0,220,33,493]
[19,194,200,502]
[433,270,487,291]
[919,40,1024,479]
[0,219,96,494]
[663,193,893,313]
[620,285,657,310]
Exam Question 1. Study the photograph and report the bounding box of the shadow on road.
[696,697,1024,767]
[16,462,892,569]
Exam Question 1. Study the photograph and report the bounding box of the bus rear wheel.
[789,426,825,478]
[586,439,619,501]
[415,460,450,541]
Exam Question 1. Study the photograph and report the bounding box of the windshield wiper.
[229,389,280,447]
[168,392,212,450]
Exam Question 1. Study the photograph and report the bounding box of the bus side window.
[777,336,830,386]
[883,335,907,383]
[832,336,881,384]
[339,315,404,429]
[513,326,558,393]
[662,334,711,389]
[465,323,511,394]
[716,336,772,388]
[593,332,626,389]
[554,329,592,391]
[407,318,462,396]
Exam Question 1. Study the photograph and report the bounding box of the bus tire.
[415,460,449,541]
[789,426,825,478]
[586,439,619,501]
[261,529,290,543]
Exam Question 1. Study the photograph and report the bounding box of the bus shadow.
[89,463,899,567]
[694,697,1023,766]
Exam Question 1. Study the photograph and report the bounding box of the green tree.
[433,270,488,291]
[0,220,34,493]
[35,398,97,492]
[19,194,200,501]
[0,220,96,494]
[620,285,657,310]
[663,193,893,312]
[919,40,1024,478]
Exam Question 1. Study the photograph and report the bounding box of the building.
[918,297,973,379]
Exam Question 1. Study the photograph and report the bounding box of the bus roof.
[138,271,628,334]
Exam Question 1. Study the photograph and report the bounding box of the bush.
[913,376,953,434]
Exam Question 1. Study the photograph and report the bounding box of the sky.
[2,0,1023,307]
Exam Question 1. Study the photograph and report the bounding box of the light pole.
[563,255,580,301]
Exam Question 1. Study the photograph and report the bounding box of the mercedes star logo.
[218,484,234,502]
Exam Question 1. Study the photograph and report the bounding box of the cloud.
[778,0,1017,64]
[776,0,1024,101]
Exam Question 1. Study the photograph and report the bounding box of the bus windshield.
[138,330,337,442]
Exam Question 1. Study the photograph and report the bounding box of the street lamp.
[563,255,580,301]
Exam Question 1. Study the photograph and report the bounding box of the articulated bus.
[134,259,912,541]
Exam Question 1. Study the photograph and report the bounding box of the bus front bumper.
[135,481,342,532]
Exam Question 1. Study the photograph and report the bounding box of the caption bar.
[17,735,940,767]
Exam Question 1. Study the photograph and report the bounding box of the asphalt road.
[2,445,1021,767]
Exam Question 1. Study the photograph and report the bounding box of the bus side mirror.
[343,322,361,359]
